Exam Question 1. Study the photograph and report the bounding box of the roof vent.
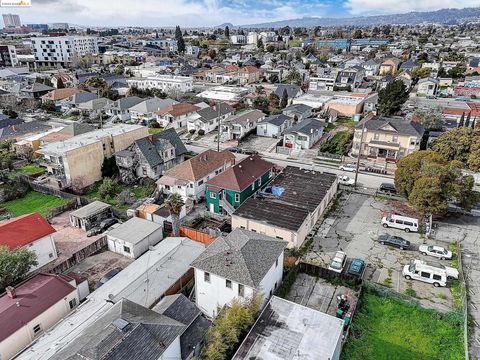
[112,318,130,332]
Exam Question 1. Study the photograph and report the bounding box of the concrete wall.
[0,289,78,360]
[25,235,57,272]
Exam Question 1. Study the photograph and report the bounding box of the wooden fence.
[179,226,215,245]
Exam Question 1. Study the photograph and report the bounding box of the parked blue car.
[347,258,365,277]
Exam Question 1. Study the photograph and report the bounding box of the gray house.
[115,128,187,183]
[282,104,312,122]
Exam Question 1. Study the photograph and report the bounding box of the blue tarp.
[271,186,284,196]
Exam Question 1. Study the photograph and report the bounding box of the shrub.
[97,178,117,200]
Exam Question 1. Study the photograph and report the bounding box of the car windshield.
[408,264,415,272]
[330,260,342,269]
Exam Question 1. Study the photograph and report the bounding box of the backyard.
[0,190,70,217]
[342,287,464,360]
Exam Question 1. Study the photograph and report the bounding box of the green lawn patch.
[319,130,352,155]
[342,288,464,360]
[17,164,45,175]
[148,127,163,135]
[0,191,69,217]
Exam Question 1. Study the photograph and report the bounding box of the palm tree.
[165,193,185,237]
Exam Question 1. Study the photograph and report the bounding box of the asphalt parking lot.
[305,192,456,312]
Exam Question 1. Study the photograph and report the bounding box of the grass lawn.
[17,164,45,175]
[148,127,163,135]
[0,191,69,217]
[342,288,464,360]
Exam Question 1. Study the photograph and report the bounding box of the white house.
[417,77,439,97]
[126,75,194,94]
[157,149,236,201]
[191,229,287,318]
[0,274,79,360]
[283,118,324,150]
[256,114,294,138]
[107,217,163,259]
[220,109,265,142]
[128,98,178,122]
[187,103,235,134]
[0,212,58,272]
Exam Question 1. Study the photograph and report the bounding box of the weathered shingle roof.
[207,155,274,192]
[163,149,235,182]
[191,228,287,288]
[52,299,186,360]
[260,114,291,126]
[356,116,424,137]
[135,128,187,167]
[274,84,301,98]
[196,102,234,122]
[234,167,337,232]
[286,118,324,135]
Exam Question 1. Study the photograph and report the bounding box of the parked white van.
[381,214,419,233]
[402,260,448,287]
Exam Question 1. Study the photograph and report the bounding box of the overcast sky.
[2,0,479,27]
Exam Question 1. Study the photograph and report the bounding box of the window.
[235,193,240,202]
[69,298,77,309]
[49,253,54,258]
[251,229,257,233]
[374,132,379,140]
[276,236,283,240]
[210,192,217,199]
[198,180,204,186]
[252,182,255,190]
[226,279,232,289]
[420,272,430,278]
[433,274,442,281]
[275,258,279,267]
[392,135,398,143]
[123,246,131,253]
[33,324,42,335]
[238,284,245,297]
[204,272,210,283]
[240,226,246,229]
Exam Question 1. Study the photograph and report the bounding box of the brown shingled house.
[157,149,235,201]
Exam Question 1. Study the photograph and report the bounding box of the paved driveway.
[305,192,455,312]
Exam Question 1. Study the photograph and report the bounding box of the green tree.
[113,64,124,75]
[280,89,288,109]
[266,44,275,53]
[269,92,280,109]
[85,76,107,89]
[458,113,465,127]
[253,95,269,112]
[411,67,431,79]
[432,128,478,166]
[224,26,229,38]
[468,136,480,171]
[56,77,65,89]
[394,151,476,215]
[285,67,301,85]
[465,113,471,128]
[0,246,37,289]
[414,110,441,129]
[448,66,466,79]
[269,73,279,83]
[165,193,184,237]
[353,29,363,39]
[175,25,185,53]
[97,177,117,200]
[418,34,429,45]
[257,38,264,50]
[377,79,408,116]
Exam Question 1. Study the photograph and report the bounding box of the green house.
[205,155,274,214]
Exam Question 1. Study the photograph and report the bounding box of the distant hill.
[233,7,480,28]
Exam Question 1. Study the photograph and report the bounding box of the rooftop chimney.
[6,286,16,299]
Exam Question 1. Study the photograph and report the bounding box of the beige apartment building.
[37,125,147,189]
[352,116,424,162]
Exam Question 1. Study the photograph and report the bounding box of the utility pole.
[354,120,366,188]
[217,101,221,152]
